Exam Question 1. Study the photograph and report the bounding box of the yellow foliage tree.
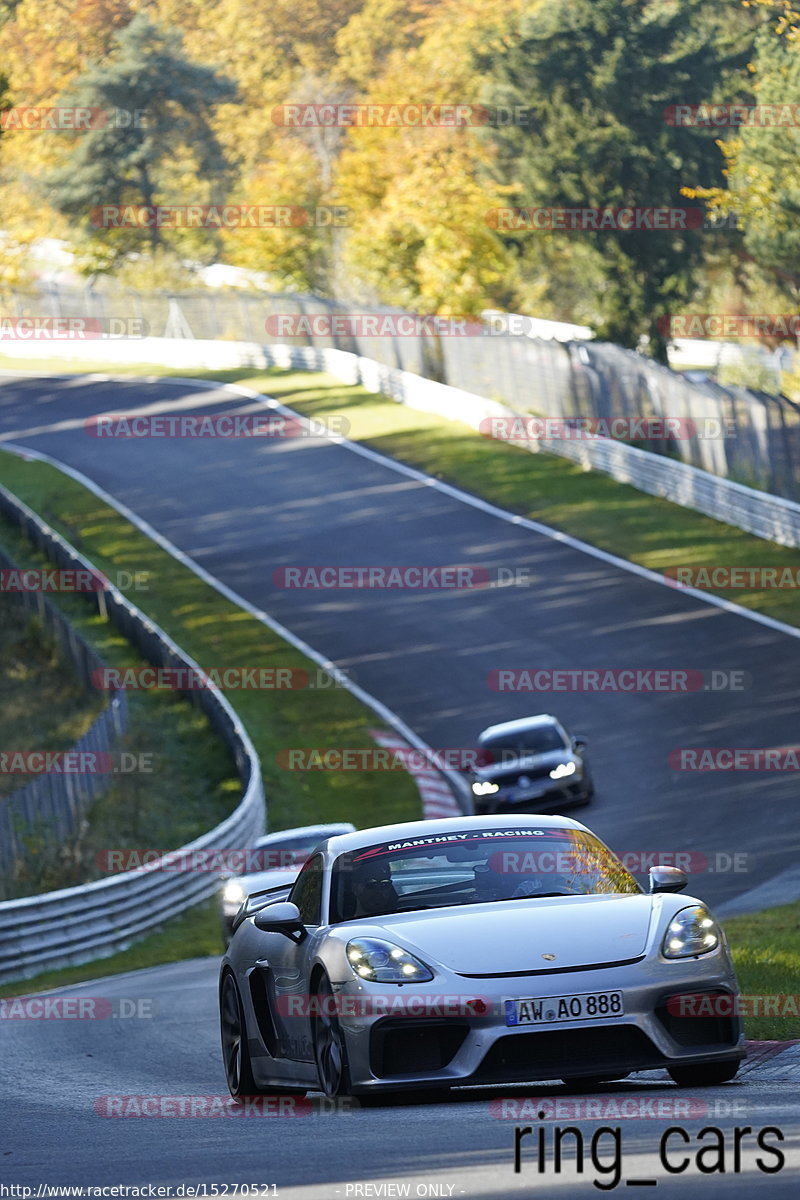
[334,0,525,312]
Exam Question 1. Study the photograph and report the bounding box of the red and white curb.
[738,1039,800,1080]
[368,728,463,819]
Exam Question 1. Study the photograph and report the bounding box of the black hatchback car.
[469,714,593,814]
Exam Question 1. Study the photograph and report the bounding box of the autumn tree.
[0,0,134,106]
[479,0,754,358]
[335,0,521,312]
[46,12,237,269]
[0,0,136,284]
[686,0,800,308]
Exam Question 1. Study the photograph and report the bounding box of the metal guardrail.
[0,540,128,893]
[0,486,265,985]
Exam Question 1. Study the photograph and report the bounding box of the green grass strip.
[0,434,419,976]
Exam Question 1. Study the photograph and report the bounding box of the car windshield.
[480,726,568,762]
[329,827,639,921]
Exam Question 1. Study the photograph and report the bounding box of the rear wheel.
[220,971,258,1098]
[668,1061,740,1087]
[312,974,352,1098]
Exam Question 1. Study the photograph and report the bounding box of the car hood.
[375,894,654,975]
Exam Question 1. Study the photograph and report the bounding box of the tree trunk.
[138,163,160,253]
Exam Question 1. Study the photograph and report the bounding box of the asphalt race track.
[0,372,799,1196]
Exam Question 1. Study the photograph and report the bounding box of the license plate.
[505,990,624,1026]
[508,784,544,801]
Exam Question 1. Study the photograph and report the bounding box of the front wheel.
[312,974,352,1098]
[668,1061,740,1087]
[220,971,259,1098]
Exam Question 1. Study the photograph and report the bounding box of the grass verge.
[0,452,420,834]
[0,436,420,967]
[724,901,800,1041]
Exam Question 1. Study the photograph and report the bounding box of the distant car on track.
[219,814,743,1100]
[469,714,593,813]
[218,822,356,943]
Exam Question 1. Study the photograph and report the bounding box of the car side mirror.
[572,736,587,752]
[649,866,688,894]
[253,901,304,933]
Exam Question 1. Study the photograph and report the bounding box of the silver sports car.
[219,814,744,1099]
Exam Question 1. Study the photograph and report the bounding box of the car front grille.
[494,766,554,787]
[474,1025,666,1083]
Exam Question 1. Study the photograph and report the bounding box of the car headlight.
[223,880,246,906]
[472,780,499,795]
[662,905,720,958]
[549,761,577,780]
[346,938,434,983]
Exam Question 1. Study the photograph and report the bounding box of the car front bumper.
[332,953,744,1093]
[474,777,592,813]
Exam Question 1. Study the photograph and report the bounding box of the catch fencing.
[0,483,265,984]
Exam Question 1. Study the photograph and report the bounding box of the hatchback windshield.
[330,827,639,921]
[250,833,327,870]
[480,725,568,762]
